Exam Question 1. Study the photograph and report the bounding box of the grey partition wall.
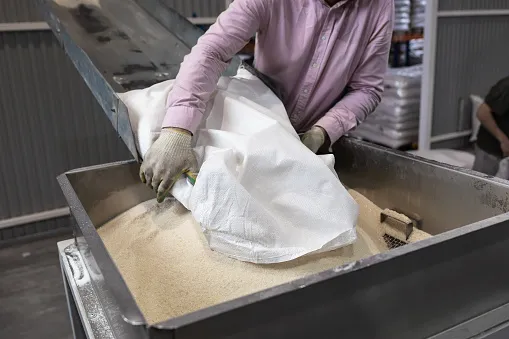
[419,0,509,150]
[161,0,227,17]
[0,0,131,240]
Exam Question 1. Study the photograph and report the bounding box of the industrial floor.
[0,232,73,339]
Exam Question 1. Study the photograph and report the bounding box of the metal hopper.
[41,0,509,338]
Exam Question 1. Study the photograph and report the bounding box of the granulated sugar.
[98,189,402,324]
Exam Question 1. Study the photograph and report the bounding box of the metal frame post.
[418,0,438,151]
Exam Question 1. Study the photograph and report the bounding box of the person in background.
[140,0,395,202]
[473,76,509,177]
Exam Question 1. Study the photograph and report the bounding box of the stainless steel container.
[58,139,509,339]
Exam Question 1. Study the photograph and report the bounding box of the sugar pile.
[98,189,393,324]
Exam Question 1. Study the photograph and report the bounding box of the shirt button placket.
[295,16,331,125]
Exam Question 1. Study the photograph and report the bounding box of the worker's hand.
[501,138,509,157]
[300,126,327,154]
[140,128,198,203]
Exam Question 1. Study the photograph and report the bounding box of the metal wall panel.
[0,0,227,23]
[161,0,226,17]
[439,0,509,11]
[0,0,42,23]
[432,15,509,143]
[0,31,131,220]
[0,216,71,241]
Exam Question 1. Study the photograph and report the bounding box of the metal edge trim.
[56,172,147,326]
[58,240,100,339]
[342,138,509,188]
[64,159,138,174]
[38,0,140,162]
[430,301,509,339]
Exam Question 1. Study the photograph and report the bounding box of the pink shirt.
[163,0,394,144]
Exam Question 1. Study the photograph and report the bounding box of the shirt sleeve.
[485,76,509,116]
[315,0,394,144]
[162,0,271,132]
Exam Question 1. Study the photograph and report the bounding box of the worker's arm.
[141,0,270,201]
[477,103,509,144]
[315,0,394,144]
[477,78,509,155]
[162,0,271,133]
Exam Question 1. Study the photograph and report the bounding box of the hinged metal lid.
[39,0,240,161]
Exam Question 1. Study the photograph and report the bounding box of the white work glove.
[300,126,327,154]
[139,128,198,203]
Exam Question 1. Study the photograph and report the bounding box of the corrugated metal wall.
[0,0,41,22]
[0,1,131,239]
[439,0,509,11]
[0,217,71,242]
[432,2,509,149]
[161,0,226,17]
[0,31,130,220]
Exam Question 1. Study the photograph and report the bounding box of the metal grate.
[383,234,408,249]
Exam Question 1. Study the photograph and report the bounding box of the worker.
[473,76,509,177]
[140,0,395,202]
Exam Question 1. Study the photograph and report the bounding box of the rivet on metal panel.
[155,72,170,79]
[113,76,127,85]
[49,13,61,33]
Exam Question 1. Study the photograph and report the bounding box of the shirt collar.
[319,0,352,9]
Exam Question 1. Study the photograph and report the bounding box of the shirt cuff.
[162,106,203,135]
[315,115,347,145]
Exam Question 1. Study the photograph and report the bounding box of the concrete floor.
[0,233,73,339]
